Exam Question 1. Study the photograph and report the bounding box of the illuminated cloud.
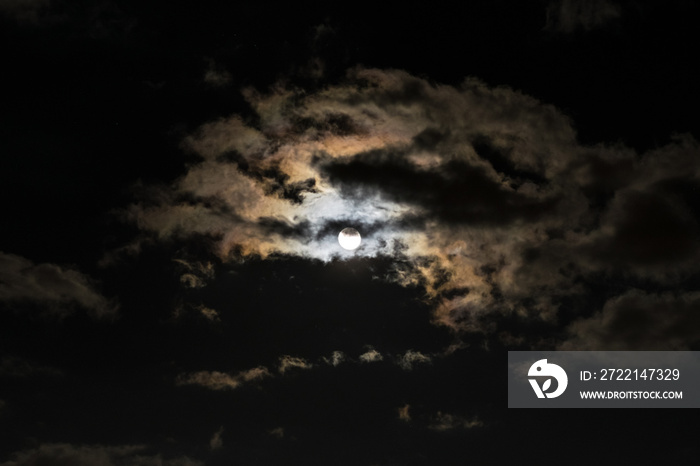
[180,274,206,289]
[196,305,220,322]
[176,366,270,390]
[397,350,431,370]
[278,355,312,374]
[0,251,117,319]
[123,67,700,344]
[323,350,346,366]
[359,348,383,363]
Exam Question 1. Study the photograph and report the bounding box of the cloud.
[545,0,621,33]
[0,0,50,24]
[203,59,232,87]
[196,305,220,322]
[0,252,117,319]
[173,259,215,289]
[121,67,700,346]
[176,366,270,390]
[209,426,224,450]
[559,290,700,350]
[396,350,431,370]
[171,302,220,322]
[0,444,202,466]
[180,274,206,288]
[323,350,346,366]
[0,356,63,378]
[428,412,483,431]
[359,348,383,363]
[320,148,559,226]
[268,427,285,438]
[397,404,411,422]
[278,355,312,374]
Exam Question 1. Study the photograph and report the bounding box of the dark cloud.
[0,444,202,466]
[471,135,549,187]
[229,158,318,205]
[0,252,117,319]
[320,148,559,226]
[257,217,312,239]
[173,259,215,289]
[0,0,50,24]
[0,356,63,378]
[209,426,224,451]
[560,290,700,350]
[545,0,621,33]
[3,2,700,465]
[591,189,700,266]
[203,59,232,88]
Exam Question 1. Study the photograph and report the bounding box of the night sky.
[1,1,700,464]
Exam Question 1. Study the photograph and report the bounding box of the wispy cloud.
[429,412,483,431]
[209,426,224,450]
[176,366,270,390]
[545,0,621,33]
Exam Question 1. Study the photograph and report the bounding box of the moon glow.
[338,228,361,250]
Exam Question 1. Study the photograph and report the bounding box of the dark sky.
[1,1,699,465]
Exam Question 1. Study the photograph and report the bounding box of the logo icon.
[528,359,568,398]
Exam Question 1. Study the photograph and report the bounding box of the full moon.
[338,227,361,250]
